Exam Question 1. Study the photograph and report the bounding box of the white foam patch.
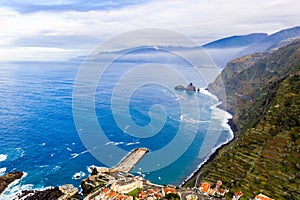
[105,141,125,146]
[87,165,96,174]
[125,142,140,146]
[52,165,61,172]
[66,147,72,151]
[39,165,49,168]
[72,171,86,180]
[1,185,53,200]
[70,150,89,159]
[39,143,46,147]
[0,154,7,162]
[0,167,6,176]
[200,88,219,100]
[0,172,28,199]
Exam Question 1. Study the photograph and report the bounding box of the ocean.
[0,58,233,198]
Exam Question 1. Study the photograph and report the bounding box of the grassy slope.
[186,41,300,199]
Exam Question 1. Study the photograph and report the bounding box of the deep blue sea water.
[0,59,233,198]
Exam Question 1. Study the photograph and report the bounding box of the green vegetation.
[188,41,300,199]
[165,193,180,200]
[127,187,142,197]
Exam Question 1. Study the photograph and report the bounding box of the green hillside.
[187,41,300,199]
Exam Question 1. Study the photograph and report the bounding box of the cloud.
[0,0,299,61]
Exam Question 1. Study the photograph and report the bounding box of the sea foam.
[0,154,7,162]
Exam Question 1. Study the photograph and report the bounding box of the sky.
[0,0,300,61]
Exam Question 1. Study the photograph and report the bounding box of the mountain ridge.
[185,40,300,199]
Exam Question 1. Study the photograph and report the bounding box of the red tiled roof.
[154,193,161,198]
[153,187,159,192]
[147,189,154,195]
[208,189,216,195]
[255,194,273,200]
[139,191,147,198]
[103,188,110,193]
[107,191,117,198]
[199,182,211,193]
[218,188,225,194]
[163,187,176,194]
[235,191,243,196]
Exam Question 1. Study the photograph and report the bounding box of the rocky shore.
[0,171,24,195]
[16,187,64,200]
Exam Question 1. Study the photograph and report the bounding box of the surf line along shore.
[180,117,237,187]
[180,88,237,187]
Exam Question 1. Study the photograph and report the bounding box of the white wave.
[0,154,7,162]
[179,114,203,124]
[105,141,125,146]
[180,88,235,187]
[70,153,78,159]
[87,165,97,173]
[72,171,86,180]
[1,185,53,200]
[175,95,184,101]
[70,150,89,159]
[6,148,25,162]
[200,88,218,100]
[16,148,25,158]
[52,165,61,171]
[66,147,72,151]
[50,153,55,157]
[124,125,130,133]
[39,165,49,168]
[39,143,46,147]
[0,167,6,176]
[125,142,140,146]
[0,172,28,200]
[72,142,76,145]
[180,114,187,121]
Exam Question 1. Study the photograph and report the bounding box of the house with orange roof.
[254,193,274,200]
[138,191,147,199]
[216,188,227,196]
[147,189,155,196]
[207,188,216,196]
[162,187,177,196]
[233,191,243,200]
[199,182,211,193]
[103,188,110,194]
[154,193,161,199]
[153,187,159,193]
[106,191,119,199]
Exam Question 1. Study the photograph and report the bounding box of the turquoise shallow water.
[0,59,232,197]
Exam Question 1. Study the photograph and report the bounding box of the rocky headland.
[185,40,300,199]
[0,171,23,195]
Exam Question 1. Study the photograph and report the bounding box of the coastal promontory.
[0,171,24,195]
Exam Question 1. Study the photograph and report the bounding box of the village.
[57,148,274,200]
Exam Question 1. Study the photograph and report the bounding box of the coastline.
[180,89,237,187]
[0,171,26,196]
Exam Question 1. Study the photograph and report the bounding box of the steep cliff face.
[207,52,265,114]
[200,41,300,199]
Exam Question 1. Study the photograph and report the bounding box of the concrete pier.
[112,148,149,173]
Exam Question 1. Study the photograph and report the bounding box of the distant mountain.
[203,33,267,48]
[70,26,300,70]
[240,26,300,55]
[204,26,300,68]
[195,40,300,199]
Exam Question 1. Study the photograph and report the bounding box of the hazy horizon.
[1,0,300,61]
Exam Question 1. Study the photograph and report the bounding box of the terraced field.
[186,41,300,199]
